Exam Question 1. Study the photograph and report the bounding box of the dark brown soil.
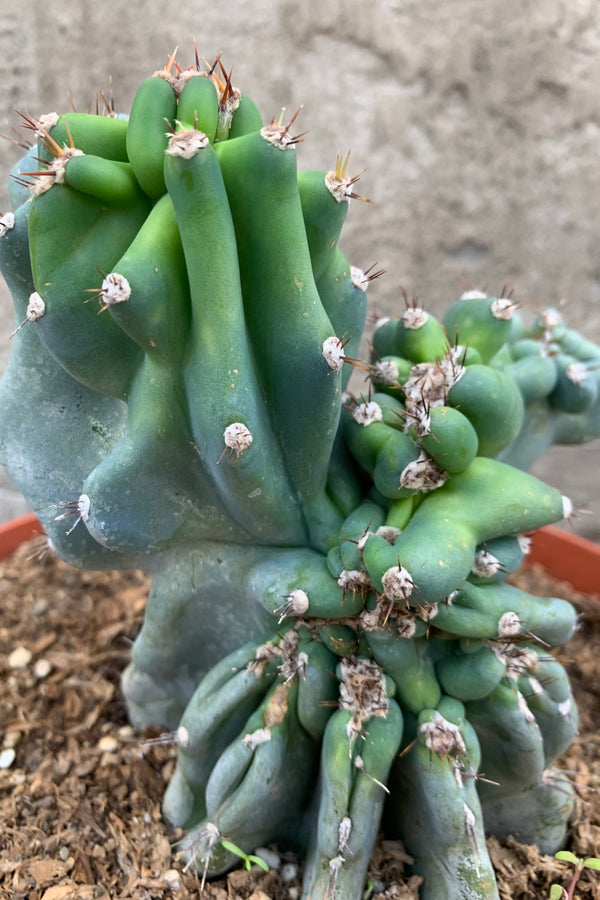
[0,534,599,900]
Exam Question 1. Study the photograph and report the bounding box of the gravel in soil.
[0,535,599,900]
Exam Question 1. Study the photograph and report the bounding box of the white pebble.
[287,888,299,900]
[59,846,70,861]
[0,748,16,769]
[253,847,280,870]
[8,646,32,669]
[163,869,181,890]
[3,731,21,749]
[97,735,119,753]
[33,658,52,679]
[281,862,299,883]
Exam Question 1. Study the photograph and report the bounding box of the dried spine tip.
[223,422,253,458]
[352,401,383,426]
[166,129,210,158]
[0,212,15,236]
[322,336,345,372]
[381,565,414,602]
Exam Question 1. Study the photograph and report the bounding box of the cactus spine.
[0,49,598,900]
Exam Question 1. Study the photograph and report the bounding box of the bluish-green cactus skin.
[0,53,598,900]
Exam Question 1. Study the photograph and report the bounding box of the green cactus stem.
[0,50,598,900]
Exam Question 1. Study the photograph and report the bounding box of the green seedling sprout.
[549,851,600,900]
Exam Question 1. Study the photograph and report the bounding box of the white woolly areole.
[166,130,210,158]
[101,272,131,306]
[381,565,414,602]
[77,494,91,523]
[30,147,84,196]
[284,589,310,616]
[558,698,574,717]
[540,308,563,330]
[325,169,354,203]
[497,611,521,637]
[338,816,352,852]
[374,315,390,329]
[399,451,447,492]
[26,292,46,322]
[420,714,466,759]
[375,525,401,544]
[351,266,369,292]
[337,569,372,593]
[491,297,515,320]
[244,727,271,749]
[370,359,399,386]
[37,112,60,132]
[402,307,428,329]
[566,361,588,385]
[517,534,532,555]
[471,549,501,578]
[352,401,383,426]
[562,495,574,520]
[0,212,15,236]
[223,422,253,457]
[322,336,345,372]
[460,289,487,300]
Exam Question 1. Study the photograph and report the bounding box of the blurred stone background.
[0,0,598,539]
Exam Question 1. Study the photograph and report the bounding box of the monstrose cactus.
[1,50,599,900]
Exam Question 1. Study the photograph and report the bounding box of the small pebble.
[287,888,299,900]
[281,862,299,883]
[253,847,280,870]
[32,597,49,616]
[3,731,22,749]
[59,846,70,861]
[0,748,16,769]
[97,735,118,753]
[33,658,52,679]
[8,645,32,669]
[164,869,181,890]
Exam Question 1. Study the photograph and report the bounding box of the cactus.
[0,50,597,900]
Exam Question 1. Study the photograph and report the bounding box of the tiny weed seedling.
[549,851,600,899]
[219,840,270,873]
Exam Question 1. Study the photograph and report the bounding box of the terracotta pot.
[0,513,598,597]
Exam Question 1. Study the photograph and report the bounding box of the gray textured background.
[0,0,598,539]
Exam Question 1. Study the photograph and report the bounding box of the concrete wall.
[1,0,599,537]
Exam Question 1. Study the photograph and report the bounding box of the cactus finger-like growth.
[1,49,598,900]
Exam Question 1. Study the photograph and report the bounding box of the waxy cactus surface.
[1,51,598,900]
